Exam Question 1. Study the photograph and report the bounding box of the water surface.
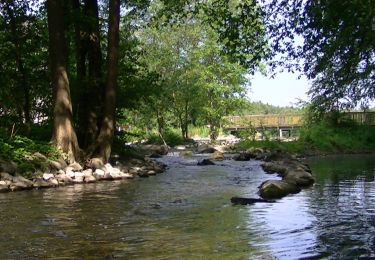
[0,154,374,259]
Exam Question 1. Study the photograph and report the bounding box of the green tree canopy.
[264,0,375,114]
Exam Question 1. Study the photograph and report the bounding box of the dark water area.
[0,154,374,259]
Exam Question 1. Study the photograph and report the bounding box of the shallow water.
[0,154,374,259]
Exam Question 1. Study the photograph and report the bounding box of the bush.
[0,133,62,175]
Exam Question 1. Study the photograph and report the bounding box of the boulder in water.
[284,170,314,187]
[233,153,251,161]
[259,180,301,199]
[197,159,215,166]
[211,151,224,161]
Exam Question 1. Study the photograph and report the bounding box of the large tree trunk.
[94,0,120,162]
[47,0,80,162]
[72,0,103,149]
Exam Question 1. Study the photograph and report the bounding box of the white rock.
[84,175,96,183]
[82,169,93,177]
[48,178,59,186]
[73,176,84,183]
[94,169,105,176]
[43,173,54,181]
[74,172,84,178]
[109,172,121,180]
[66,170,75,178]
[68,162,83,171]
[119,172,134,179]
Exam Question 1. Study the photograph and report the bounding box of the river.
[0,154,374,259]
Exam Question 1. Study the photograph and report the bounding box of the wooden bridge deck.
[224,112,375,130]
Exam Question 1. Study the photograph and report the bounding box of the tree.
[47,0,80,162]
[192,29,247,140]
[264,0,375,113]
[93,0,120,162]
[0,0,50,134]
[137,15,248,141]
[71,0,104,149]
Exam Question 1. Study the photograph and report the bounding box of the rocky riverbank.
[0,147,167,193]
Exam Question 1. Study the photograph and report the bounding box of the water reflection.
[0,154,374,259]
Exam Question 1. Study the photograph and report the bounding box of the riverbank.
[236,123,375,156]
[0,141,167,193]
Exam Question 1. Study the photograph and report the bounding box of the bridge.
[224,112,375,139]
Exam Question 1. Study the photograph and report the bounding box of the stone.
[230,197,275,205]
[43,173,55,181]
[55,172,73,184]
[143,144,169,155]
[82,169,93,177]
[109,171,122,180]
[137,171,149,178]
[153,165,165,173]
[48,178,59,187]
[0,172,14,181]
[11,175,34,190]
[33,152,48,161]
[197,145,217,154]
[103,172,113,180]
[147,170,156,176]
[261,162,288,176]
[119,172,134,179]
[93,169,105,180]
[49,160,65,170]
[74,172,84,178]
[33,178,52,189]
[87,157,104,170]
[259,180,301,199]
[0,159,18,174]
[73,176,84,183]
[197,159,215,166]
[84,175,97,183]
[149,153,162,158]
[129,167,141,175]
[65,169,75,179]
[284,170,315,187]
[67,162,83,171]
[211,151,224,161]
[0,181,9,192]
[232,153,251,161]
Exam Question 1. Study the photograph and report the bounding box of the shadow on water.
[0,154,374,259]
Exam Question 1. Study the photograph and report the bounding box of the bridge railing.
[224,111,375,130]
[224,114,303,129]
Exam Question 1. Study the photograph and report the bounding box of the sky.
[247,71,310,107]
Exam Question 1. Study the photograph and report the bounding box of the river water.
[0,154,374,259]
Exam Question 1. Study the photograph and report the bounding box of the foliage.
[264,0,375,113]
[0,1,50,133]
[0,134,62,174]
[233,100,303,115]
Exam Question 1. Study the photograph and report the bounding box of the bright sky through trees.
[249,71,309,107]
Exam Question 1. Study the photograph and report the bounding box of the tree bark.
[72,0,103,149]
[47,0,80,162]
[94,0,120,162]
